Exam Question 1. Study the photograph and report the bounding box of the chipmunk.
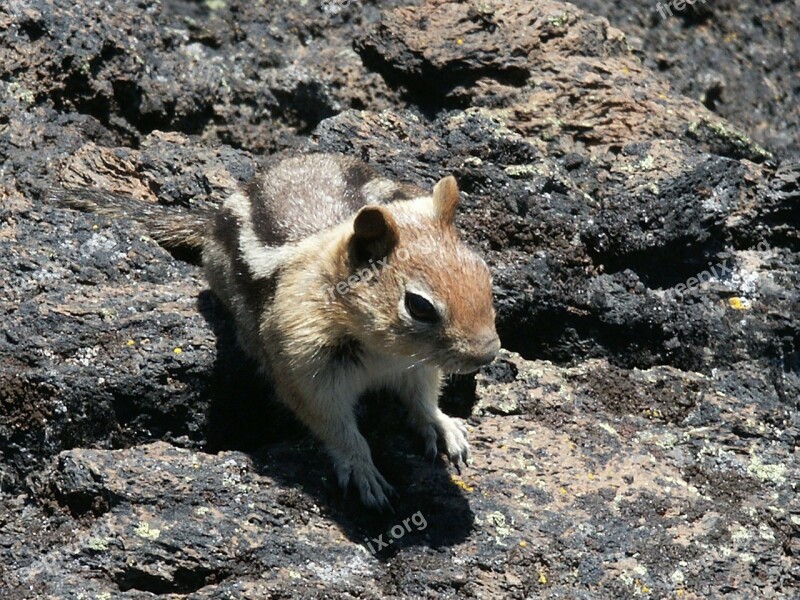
[60,153,500,510]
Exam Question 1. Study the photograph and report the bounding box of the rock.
[1,0,798,598]
[566,0,800,157]
[4,352,797,597]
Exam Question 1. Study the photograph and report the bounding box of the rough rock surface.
[1,0,798,598]
[567,0,800,158]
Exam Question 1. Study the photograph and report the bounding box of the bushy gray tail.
[50,187,211,254]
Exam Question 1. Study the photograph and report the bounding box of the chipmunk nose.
[473,333,501,366]
[450,332,501,374]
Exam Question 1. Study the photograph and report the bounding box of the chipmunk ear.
[432,175,460,225]
[351,206,398,262]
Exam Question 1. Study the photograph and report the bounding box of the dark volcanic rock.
[0,0,407,155]
[567,0,800,158]
[1,0,798,598]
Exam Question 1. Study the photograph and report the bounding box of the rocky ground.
[1,0,798,598]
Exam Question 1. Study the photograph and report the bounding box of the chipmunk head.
[342,175,500,374]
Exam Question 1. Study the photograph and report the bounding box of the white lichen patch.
[738,552,757,564]
[504,164,538,178]
[636,428,694,451]
[87,537,109,551]
[729,523,751,545]
[747,450,787,485]
[72,346,100,367]
[134,521,160,541]
[757,523,775,541]
[638,155,655,171]
[486,511,514,546]
[462,156,483,168]
[80,232,119,256]
[740,505,758,519]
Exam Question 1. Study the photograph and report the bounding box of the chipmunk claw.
[439,415,471,469]
[419,415,471,470]
[336,459,395,512]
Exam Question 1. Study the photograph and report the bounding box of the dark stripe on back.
[214,207,280,316]
[213,207,240,256]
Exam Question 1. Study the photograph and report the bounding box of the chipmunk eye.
[405,291,439,323]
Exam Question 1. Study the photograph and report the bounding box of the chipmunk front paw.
[422,414,471,468]
[335,457,395,512]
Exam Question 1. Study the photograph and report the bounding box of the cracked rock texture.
[1,0,798,598]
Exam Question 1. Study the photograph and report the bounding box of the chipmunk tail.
[48,186,211,262]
